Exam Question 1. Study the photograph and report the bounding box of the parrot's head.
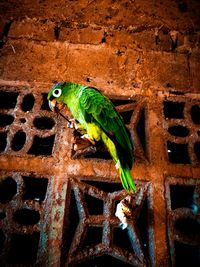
[47,82,67,112]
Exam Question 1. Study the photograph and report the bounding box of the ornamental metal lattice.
[0,84,199,267]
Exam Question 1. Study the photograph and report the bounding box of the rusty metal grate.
[61,178,153,267]
[163,97,200,165]
[0,171,50,266]
[165,176,200,267]
[0,84,200,266]
[0,87,57,156]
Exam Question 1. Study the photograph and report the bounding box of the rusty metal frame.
[0,82,200,266]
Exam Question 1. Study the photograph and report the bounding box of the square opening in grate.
[170,185,196,210]
[175,217,200,240]
[0,91,19,109]
[84,193,104,215]
[28,135,55,156]
[22,176,48,201]
[167,141,191,164]
[163,101,185,119]
[33,117,55,130]
[0,114,14,127]
[13,208,40,225]
[174,241,200,267]
[8,232,40,264]
[0,177,17,204]
[82,226,103,247]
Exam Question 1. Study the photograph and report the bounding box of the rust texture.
[0,0,200,266]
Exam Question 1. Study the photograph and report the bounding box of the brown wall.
[0,1,200,267]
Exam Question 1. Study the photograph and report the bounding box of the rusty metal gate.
[0,83,200,267]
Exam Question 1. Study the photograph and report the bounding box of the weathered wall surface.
[0,1,200,267]
[0,0,200,93]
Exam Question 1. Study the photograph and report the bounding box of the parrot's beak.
[49,99,65,113]
[49,99,56,112]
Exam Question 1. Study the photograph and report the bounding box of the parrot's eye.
[53,88,62,98]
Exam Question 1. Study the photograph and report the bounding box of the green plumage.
[48,82,136,193]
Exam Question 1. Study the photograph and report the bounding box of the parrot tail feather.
[119,167,136,193]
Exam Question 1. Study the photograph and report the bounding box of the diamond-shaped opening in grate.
[21,93,35,112]
[119,110,134,125]
[170,185,196,210]
[113,227,134,252]
[0,132,7,152]
[82,181,123,193]
[0,114,14,127]
[84,193,104,215]
[168,125,189,137]
[174,241,200,267]
[0,177,17,204]
[194,142,200,161]
[11,130,26,151]
[75,254,134,267]
[191,105,200,124]
[13,208,40,225]
[28,135,55,156]
[22,176,48,201]
[7,232,40,264]
[33,117,55,130]
[0,91,18,109]
[41,93,51,111]
[61,189,80,265]
[163,101,185,119]
[167,141,190,164]
[175,218,200,239]
[82,226,103,247]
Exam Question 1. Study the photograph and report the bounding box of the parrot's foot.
[81,134,96,145]
[115,196,133,230]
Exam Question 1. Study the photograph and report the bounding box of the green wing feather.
[78,87,134,169]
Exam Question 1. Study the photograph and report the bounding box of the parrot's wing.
[79,88,134,168]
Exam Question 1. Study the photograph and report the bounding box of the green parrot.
[48,82,136,193]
